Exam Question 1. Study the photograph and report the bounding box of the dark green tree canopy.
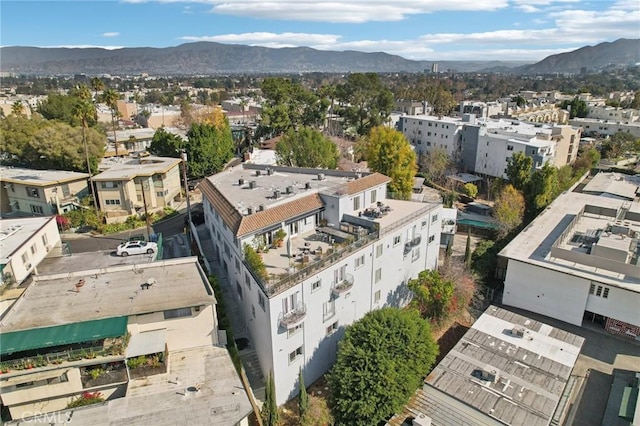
[185,121,234,179]
[559,97,588,118]
[149,128,184,158]
[336,73,394,136]
[329,308,438,426]
[275,127,339,169]
[37,89,98,127]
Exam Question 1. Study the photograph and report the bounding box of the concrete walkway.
[196,225,266,402]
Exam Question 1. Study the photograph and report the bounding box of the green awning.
[0,317,128,356]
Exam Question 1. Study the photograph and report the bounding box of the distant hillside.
[0,42,528,75]
[518,39,640,74]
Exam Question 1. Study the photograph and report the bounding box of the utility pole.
[181,150,193,230]
[140,179,152,239]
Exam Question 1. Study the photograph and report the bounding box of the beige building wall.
[128,305,218,351]
[2,180,89,216]
[552,125,582,167]
[8,218,60,284]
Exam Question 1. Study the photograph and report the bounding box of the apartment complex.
[500,184,640,338]
[0,167,89,216]
[200,165,442,403]
[399,115,581,178]
[0,217,61,286]
[93,156,182,220]
[389,306,584,426]
[0,257,252,425]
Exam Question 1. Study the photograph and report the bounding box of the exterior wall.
[460,124,481,172]
[9,218,61,284]
[585,280,640,329]
[127,305,217,351]
[96,180,131,213]
[587,106,638,123]
[552,125,581,167]
[503,260,590,326]
[474,135,554,179]
[570,119,640,138]
[400,116,461,158]
[3,180,88,216]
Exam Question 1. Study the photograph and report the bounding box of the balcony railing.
[278,302,307,329]
[331,273,354,296]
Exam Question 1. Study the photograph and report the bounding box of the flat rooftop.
[95,156,181,180]
[582,172,640,200]
[0,217,54,260]
[0,257,215,332]
[204,164,386,215]
[0,166,89,186]
[499,191,640,292]
[13,346,253,426]
[392,306,584,426]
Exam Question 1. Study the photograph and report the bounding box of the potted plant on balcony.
[274,228,287,248]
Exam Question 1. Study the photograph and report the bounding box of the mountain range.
[0,39,637,76]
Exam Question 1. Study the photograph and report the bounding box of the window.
[236,281,243,300]
[30,205,44,214]
[375,268,382,283]
[596,286,602,297]
[245,272,250,287]
[421,219,427,229]
[589,283,595,294]
[412,247,420,262]
[432,214,438,223]
[507,145,514,151]
[376,244,383,258]
[16,381,34,389]
[289,346,303,363]
[105,199,121,205]
[163,307,192,319]
[258,293,265,311]
[370,189,377,204]
[428,235,435,244]
[30,243,37,254]
[235,258,241,270]
[355,254,365,269]
[393,235,401,246]
[323,300,336,321]
[312,280,321,292]
[602,288,609,299]
[353,196,360,211]
[374,290,381,303]
[21,252,29,264]
[156,191,168,197]
[42,234,48,246]
[26,187,40,198]
[100,181,119,189]
[326,321,338,336]
[61,184,70,197]
[288,323,303,337]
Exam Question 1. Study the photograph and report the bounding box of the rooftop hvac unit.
[267,168,274,176]
[258,204,265,212]
[511,327,525,337]
[412,414,432,426]
[286,186,293,194]
[239,178,245,186]
[305,182,311,190]
[249,181,257,189]
[274,190,281,199]
[255,170,261,176]
[317,173,325,181]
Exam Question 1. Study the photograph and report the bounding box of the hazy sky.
[2,0,639,61]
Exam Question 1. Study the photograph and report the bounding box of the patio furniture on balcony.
[279,303,307,329]
[331,273,355,296]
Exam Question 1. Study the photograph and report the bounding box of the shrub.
[66,391,104,409]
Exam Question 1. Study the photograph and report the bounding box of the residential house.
[0,167,90,216]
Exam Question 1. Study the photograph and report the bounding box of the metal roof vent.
[305,182,311,190]
[273,190,281,199]
[267,168,274,175]
[286,186,293,194]
[249,181,257,189]
[247,206,254,215]
[511,327,525,337]
[258,204,265,212]
[239,178,245,186]
[317,173,325,181]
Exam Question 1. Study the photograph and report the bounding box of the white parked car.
[116,241,158,257]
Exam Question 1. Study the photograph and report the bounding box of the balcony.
[331,274,354,296]
[410,234,422,246]
[279,302,307,329]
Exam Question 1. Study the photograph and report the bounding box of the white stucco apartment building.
[500,188,640,339]
[199,165,442,403]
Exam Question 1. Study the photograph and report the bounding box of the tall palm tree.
[90,77,105,102]
[101,88,121,157]
[72,85,98,210]
[11,100,25,116]
[239,97,248,123]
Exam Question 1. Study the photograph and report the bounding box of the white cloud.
[39,45,125,50]
[516,5,541,13]
[102,32,120,38]
[181,32,342,45]
[124,0,509,23]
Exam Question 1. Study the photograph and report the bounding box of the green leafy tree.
[262,371,279,426]
[336,73,394,136]
[364,126,416,199]
[505,152,533,191]
[408,270,454,321]
[560,97,589,118]
[418,147,450,184]
[493,184,525,237]
[149,128,184,158]
[527,162,559,214]
[184,121,234,179]
[11,101,25,116]
[462,183,478,199]
[298,368,309,423]
[329,308,438,426]
[37,91,93,127]
[573,147,600,172]
[600,131,636,159]
[275,127,339,169]
[260,78,325,135]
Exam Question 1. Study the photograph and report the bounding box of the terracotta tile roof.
[199,178,324,237]
[344,173,390,195]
